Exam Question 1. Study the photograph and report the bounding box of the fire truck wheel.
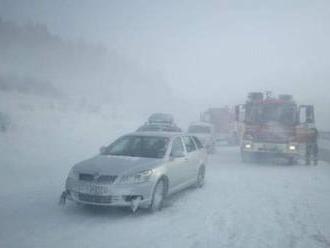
[241,151,255,163]
[288,157,298,165]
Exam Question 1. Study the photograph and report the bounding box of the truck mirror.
[306,106,315,123]
[299,105,315,124]
[235,105,240,122]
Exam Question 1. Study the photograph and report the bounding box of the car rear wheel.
[195,166,205,188]
[150,180,165,212]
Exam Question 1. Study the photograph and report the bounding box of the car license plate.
[79,183,108,195]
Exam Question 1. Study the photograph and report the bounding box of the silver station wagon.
[60,132,208,212]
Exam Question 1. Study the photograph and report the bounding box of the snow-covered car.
[188,122,216,154]
[60,132,207,212]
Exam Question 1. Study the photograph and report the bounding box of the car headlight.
[68,168,79,180]
[119,170,153,184]
[288,144,296,151]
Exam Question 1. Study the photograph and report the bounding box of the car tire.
[149,180,166,212]
[195,166,205,188]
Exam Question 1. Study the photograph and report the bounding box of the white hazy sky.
[1,0,330,108]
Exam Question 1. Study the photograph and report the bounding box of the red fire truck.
[200,107,239,145]
[235,92,315,164]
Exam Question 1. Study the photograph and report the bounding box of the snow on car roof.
[129,131,184,138]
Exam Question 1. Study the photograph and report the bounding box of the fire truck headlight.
[289,145,296,151]
[245,143,252,149]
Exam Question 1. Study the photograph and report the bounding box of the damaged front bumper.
[60,178,154,211]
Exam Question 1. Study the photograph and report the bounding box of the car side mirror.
[170,150,185,160]
[100,146,107,155]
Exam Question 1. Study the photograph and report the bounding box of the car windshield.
[246,103,297,126]
[103,135,169,158]
[188,125,211,133]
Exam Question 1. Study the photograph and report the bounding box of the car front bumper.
[64,178,154,208]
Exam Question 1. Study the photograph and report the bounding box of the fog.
[1,0,330,128]
[1,1,330,248]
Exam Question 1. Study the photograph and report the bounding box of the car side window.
[183,136,197,153]
[171,137,184,156]
[192,136,203,149]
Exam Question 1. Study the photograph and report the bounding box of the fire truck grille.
[254,133,289,143]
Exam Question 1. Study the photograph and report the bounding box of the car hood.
[73,155,163,176]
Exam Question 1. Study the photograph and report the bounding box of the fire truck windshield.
[246,103,297,125]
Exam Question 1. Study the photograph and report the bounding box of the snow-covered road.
[1,144,330,248]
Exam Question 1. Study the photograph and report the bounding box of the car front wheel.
[150,180,166,212]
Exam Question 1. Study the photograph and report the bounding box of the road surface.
[1,145,330,248]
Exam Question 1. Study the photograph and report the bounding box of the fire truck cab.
[235,92,315,164]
